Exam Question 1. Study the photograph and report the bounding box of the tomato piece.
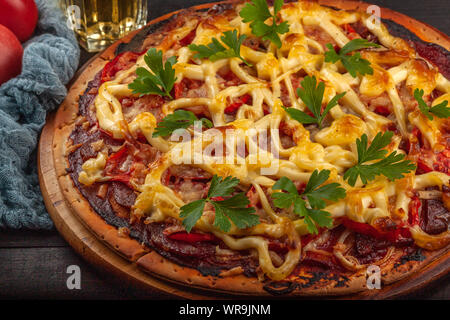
[344,24,357,34]
[225,94,251,114]
[411,127,424,148]
[374,106,391,117]
[221,70,244,87]
[104,145,134,187]
[101,51,144,83]
[411,127,450,176]
[246,186,262,209]
[343,24,359,40]
[167,232,217,243]
[434,151,450,175]
[417,159,433,174]
[342,218,381,238]
[173,81,185,99]
[108,174,132,186]
[0,0,38,42]
[179,29,197,46]
[224,102,242,114]
[262,103,271,115]
[106,146,128,166]
[0,24,23,85]
[408,196,421,226]
[341,218,411,243]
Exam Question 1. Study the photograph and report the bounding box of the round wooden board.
[38,0,449,299]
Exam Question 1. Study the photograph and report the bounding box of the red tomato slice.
[104,146,134,187]
[101,51,144,83]
[408,196,421,226]
[108,174,133,187]
[374,106,391,117]
[225,94,251,114]
[343,24,357,34]
[341,218,411,243]
[343,24,359,40]
[179,29,197,46]
[167,232,217,243]
[105,146,129,174]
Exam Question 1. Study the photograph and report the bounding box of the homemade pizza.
[53,0,450,296]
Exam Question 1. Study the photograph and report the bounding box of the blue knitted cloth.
[0,0,79,229]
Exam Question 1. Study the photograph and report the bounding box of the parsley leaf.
[179,175,259,232]
[271,170,346,234]
[128,48,177,99]
[239,0,289,48]
[343,131,416,186]
[208,175,239,198]
[283,76,346,128]
[414,88,450,120]
[152,110,213,137]
[178,200,206,232]
[324,39,380,77]
[188,30,251,66]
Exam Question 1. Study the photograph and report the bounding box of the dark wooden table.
[1,0,449,300]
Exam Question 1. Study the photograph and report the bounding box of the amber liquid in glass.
[61,0,148,52]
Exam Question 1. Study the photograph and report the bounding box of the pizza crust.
[50,0,450,296]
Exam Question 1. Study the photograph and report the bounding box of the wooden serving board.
[38,1,449,299]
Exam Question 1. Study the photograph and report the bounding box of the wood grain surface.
[1,0,449,299]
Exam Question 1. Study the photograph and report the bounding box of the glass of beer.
[60,0,148,52]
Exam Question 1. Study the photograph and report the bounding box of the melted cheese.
[78,152,107,186]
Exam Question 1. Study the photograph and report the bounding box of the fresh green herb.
[188,30,251,66]
[324,38,380,77]
[414,88,450,120]
[271,170,346,234]
[343,131,416,186]
[128,48,177,99]
[283,76,346,128]
[152,110,213,137]
[239,0,289,48]
[180,175,259,232]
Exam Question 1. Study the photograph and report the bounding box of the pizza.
[52,0,450,296]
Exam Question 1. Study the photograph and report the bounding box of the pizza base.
[51,0,450,296]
